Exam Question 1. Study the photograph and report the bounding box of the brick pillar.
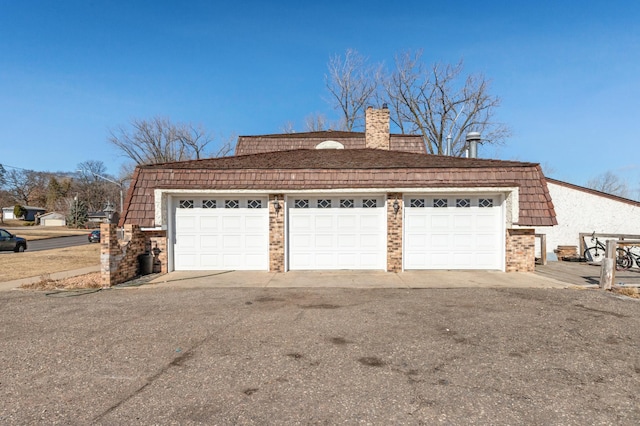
[269,194,285,272]
[505,228,535,272]
[365,106,390,150]
[100,223,119,287]
[387,193,403,272]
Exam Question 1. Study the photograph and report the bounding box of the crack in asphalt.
[91,317,242,423]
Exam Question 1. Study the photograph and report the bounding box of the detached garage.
[106,107,556,285]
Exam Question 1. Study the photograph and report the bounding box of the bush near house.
[13,205,26,219]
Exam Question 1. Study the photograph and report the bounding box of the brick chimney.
[365,105,390,150]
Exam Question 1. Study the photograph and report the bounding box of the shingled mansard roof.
[236,131,426,155]
[120,149,557,228]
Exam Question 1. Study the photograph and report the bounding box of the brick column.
[100,223,119,287]
[387,193,403,272]
[505,228,535,272]
[269,194,285,272]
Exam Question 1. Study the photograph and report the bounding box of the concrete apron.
[144,270,570,290]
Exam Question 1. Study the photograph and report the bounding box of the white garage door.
[173,196,269,271]
[404,195,503,270]
[288,196,386,270]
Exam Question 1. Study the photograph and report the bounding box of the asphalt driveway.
[1,285,638,424]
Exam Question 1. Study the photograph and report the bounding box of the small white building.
[535,178,640,256]
[2,207,15,220]
[39,212,67,227]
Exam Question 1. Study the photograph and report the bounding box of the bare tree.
[75,161,124,212]
[280,121,297,134]
[304,113,326,132]
[586,171,630,198]
[304,113,335,132]
[3,169,49,206]
[384,51,510,155]
[324,49,509,155]
[214,133,236,158]
[109,117,233,165]
[325,49,380,131]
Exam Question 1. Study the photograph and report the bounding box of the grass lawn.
[0,244,100,282]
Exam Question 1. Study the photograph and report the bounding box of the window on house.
[247,199,262,209]
[317,199,331,208]
[340,199,354,208]
[294,199,309,208]
[179,200,194,209]
[410,199,425,208]
[225,200,240,209]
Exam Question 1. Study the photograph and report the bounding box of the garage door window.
[410,199,425,208]
[225,200,239,209]
[202,199,216,209]
[433,198,448,208]
[363,199,377,208]
[456,198,471,208]
[317,199,331,208]
[340,199,354,208]
[294,199,309,208]
[179,200,194,209]
[248,199,263,209]
[479,198,493,208]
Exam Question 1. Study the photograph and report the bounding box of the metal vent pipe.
[466,132,481,158]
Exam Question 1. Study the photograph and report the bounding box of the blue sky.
[1,1,639,193]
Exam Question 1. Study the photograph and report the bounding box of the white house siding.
[531,181,640,255]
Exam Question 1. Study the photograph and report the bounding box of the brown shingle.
[235,132,426,155]
[120,149,556,228]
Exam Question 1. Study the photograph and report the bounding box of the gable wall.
[532,181,640,253]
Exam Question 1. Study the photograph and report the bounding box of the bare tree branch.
[108,117,231,165]
[586,171,630,198]
[324,49,380,131]
[382,50,510,155]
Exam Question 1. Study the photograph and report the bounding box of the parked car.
[0,228,27,252]
[88,230,101,243]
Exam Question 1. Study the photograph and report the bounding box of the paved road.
[1,286,638,424]
[27,235,90,251]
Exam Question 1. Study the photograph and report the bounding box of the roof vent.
[315,140,344,149]
[465,132,481,158]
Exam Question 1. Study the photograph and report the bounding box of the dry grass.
[612,286,640,299]
[20,272,102,290]
[0,244,100,282]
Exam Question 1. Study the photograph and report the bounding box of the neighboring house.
[88,211,108,224]
[2,206,46,221]
[112,106,556,278]
[533,178,640,256]
[39,212,67,227]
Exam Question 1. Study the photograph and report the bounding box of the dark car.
[0,228,28,252]
[88,230,101,243]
